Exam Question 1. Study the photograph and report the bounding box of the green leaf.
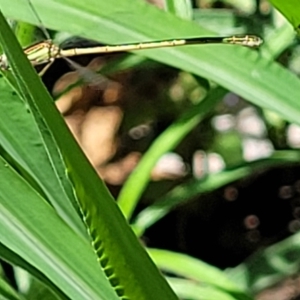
[164,0,193,20]
[0,155,119,300]
[0,243,68,300]
[0,77,86,239]
[148,248,251,300]
[118,87,226,219]
[226,229,300,293]
[0,7,178,300]
[133,151,300,236]
[260,21,295,59]
[0,273,26,300]
[166,277,240,300]
[269,0,300,34]
[1,1,300,298]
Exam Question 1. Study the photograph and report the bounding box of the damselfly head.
[223,35,263,48]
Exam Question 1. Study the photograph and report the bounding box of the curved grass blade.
[118,87,226,219]
[0,9,178,300]
[0,273,26,300]
[148,248,251,300]
[0,242,69,300]
[164,0,193,20]
[133,150,300,236]
[166,277,240,300]
[269,0,300,34]
[260,21,295,60]
[226,230,300,293]
[0,156,119,300]
[0,76,86,239]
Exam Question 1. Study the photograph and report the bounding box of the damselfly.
[0,35,262,70]
[0,0,263,77]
